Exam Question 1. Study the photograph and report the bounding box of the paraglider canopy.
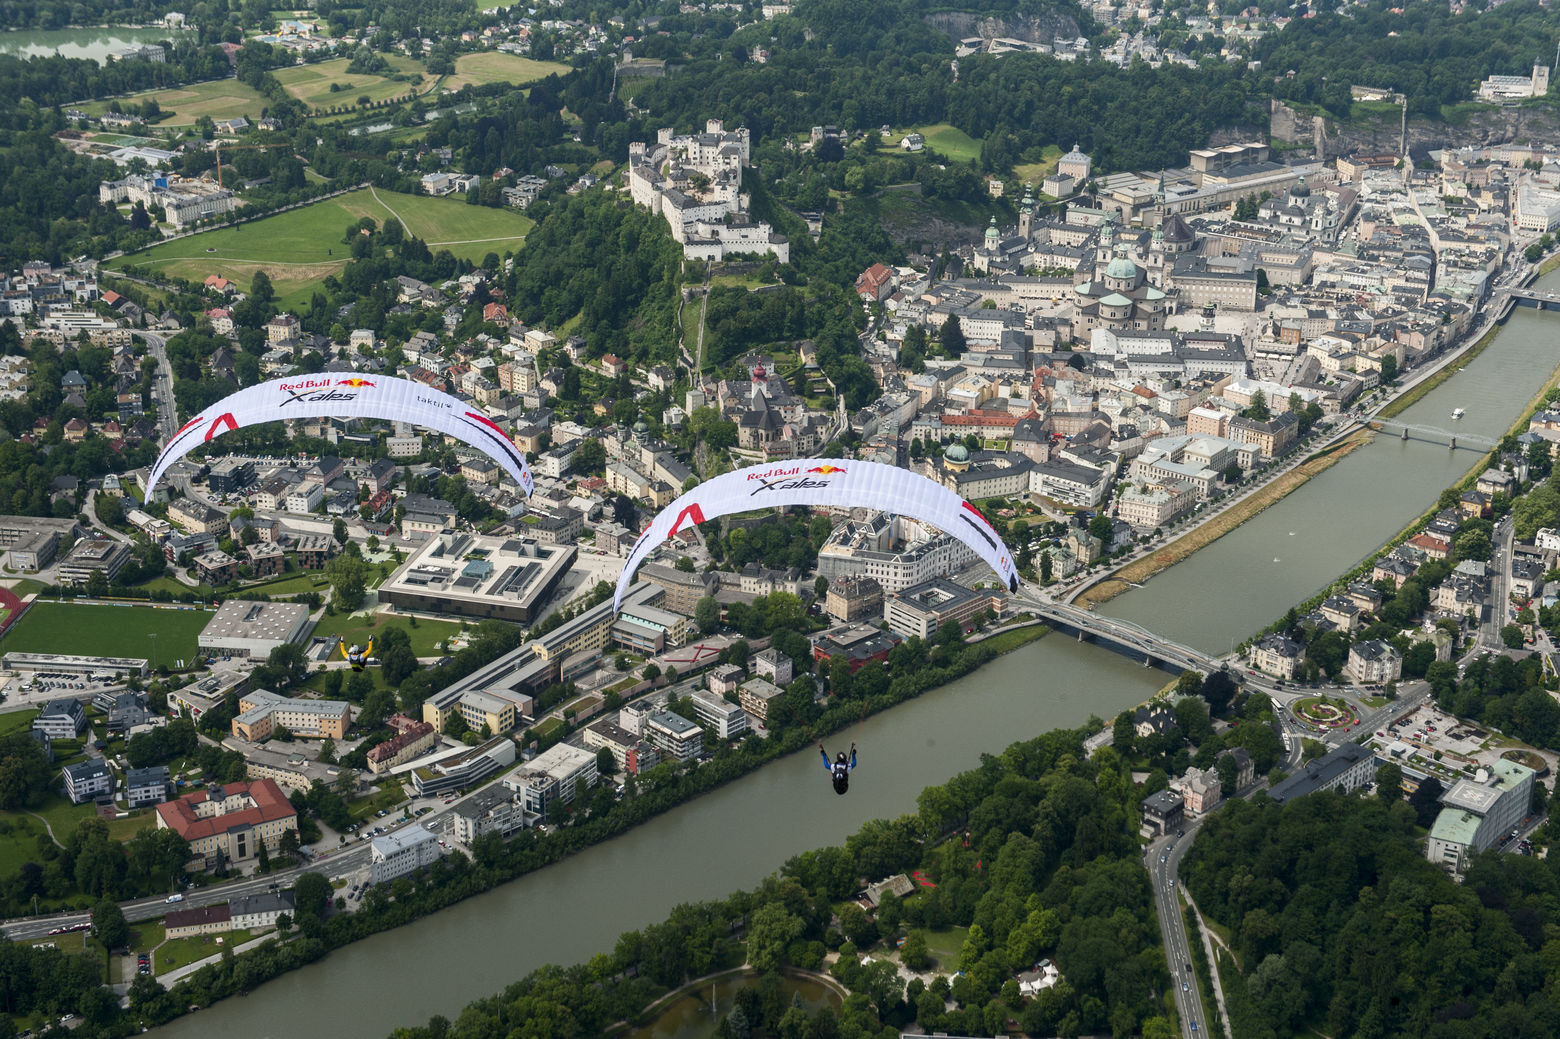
[145,373,534,497]
[613,459,1019,612]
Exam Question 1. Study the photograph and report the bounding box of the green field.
[82,77,271,126]
[444,51,570,90]
[155,928,257,973]
[4,602,212,665]
[275,54,431,110]
[309,608,463,658]
[108,187,534,308]
[1012,144,1064,190]
[907,123,982,163]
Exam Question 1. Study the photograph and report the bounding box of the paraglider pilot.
[819,740,857,795]
[339,638,374,671]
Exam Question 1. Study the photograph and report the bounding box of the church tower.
[1018,182,1036,240]
[1095,218,1116,275]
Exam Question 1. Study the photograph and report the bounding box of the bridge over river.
[1021,592,1224,674]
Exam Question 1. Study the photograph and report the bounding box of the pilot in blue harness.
[819,740,857,795]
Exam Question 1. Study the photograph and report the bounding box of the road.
[138,330,177,444]
[1147,823,1211,1038]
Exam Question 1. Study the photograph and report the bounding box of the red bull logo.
[806,465,847,475]
[337,377,375,388]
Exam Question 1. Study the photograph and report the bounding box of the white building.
[646,710,703,762]
[1427,760,1535,874]
[502,742,598,820]
[197,600,312,659]
[449,786,526,843]
[816,513,979,594]
[369,824,442,884]
[689,688,748,740]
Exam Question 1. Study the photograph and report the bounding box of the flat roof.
[199,600,311,642]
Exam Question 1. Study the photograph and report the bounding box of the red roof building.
[154,779,298,870]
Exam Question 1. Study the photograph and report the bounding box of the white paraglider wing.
[147,373,534,496]
[613,459,1018,612]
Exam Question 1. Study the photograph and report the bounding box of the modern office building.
[379,531,575,624]
[883,577,1004,639]
[503,743,599,820]
[410,735,517,796]
[449,786,526,843]
[1427,760,1536,874]
[369,824,442,884]
[689,688,748,740]
[646,710,703,762]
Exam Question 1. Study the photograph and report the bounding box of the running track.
[0,586,24,632]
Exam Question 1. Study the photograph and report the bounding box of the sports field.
[83,77,271,126]
[443,52,570,90]
[275,55,432,110]
[3,602,212,665]
[108,187,534,307]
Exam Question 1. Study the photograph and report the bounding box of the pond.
[0,27,190,63]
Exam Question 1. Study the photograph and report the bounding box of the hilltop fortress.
[628,120,789,263]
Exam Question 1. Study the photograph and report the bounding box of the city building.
[32,698,86,738]
[689,688,748,740]
[231,689,351,741]
[824,576,884,623]
[197,600,312,659]
[1267,743,1374,804]
[817,513,980,594]
[227,891,296,930]
[56,538,131,586]
[379,531,575,624]
[811,623,902,672]
[645,710,703,762]
[449,786,526,843]
[503,743,599,820]
[0,515,80,570]
[531,582,664,662]
[1140,789,1184,838]
[369,824,442,884]
[1426,760,1536,874]
[154,779,298,870]
[753,648,793,687]
[883,578,1004,640]
[419,646,546,733]
[165,904,232,939]
[240,742,344,796]
[738,678,787,725]
[1345,640,1402,685]
[62,759,113,804]
[1249,634,1303,680]
[125,765,170,807]
[582,718,658,774]
[410,735,517,796]
[367,715,439,774]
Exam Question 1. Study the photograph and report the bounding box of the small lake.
[0,27,190,63]
[622,973,843,1039]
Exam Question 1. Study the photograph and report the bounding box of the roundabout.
[1291,696,1360,730]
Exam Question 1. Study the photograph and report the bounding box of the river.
[148,277,1560,1039]
[0,27,189,63]
[1106,271,1560,654]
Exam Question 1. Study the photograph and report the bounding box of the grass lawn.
[444,51,570,90]
[275,54,431,110]
[531,717,563,739]
[1011,144,1064,189]
[347,781,408,822]
[309,608,464,657]
[0,814,49,875]
[124,575,213,598]
[245,570,332,597]
[912,123,982,164]
[1,577,49,596]
[0,708,39,736]
[82,77,271,126]
[920,925,969,969]
[155,928,258,973]
[109,187,534,307]
[30,795,158,844]
[4,602,210,665]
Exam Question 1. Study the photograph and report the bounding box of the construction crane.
[210,141,290,189]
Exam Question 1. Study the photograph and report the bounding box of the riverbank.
[1076,431,1372,609]
[116,625,1055,1034]
[1376,317,1505,421]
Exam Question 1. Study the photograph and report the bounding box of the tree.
[325,551,370,610]
[1216,753,1239,798]
[1375,762,1404,802]
[1039,550,1052,583]
[695,596,720,635]
[901,931,932,971]
[597,746,617,777]
[93,898,129,952]
[1112,711,1135,753]
[938,315,966,356]
[293,871,331,920]
[333,517,348,545]
[1501,624,1525,649]
[1201,670,1237,716]
[1245,389,1270,422]
[318,738,337,764]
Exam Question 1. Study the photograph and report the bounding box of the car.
[1183,981,1189,991]
[1160,853,1167,863]
[1176,829,1184,837]
[1186,962,1192,973]
[1191,1024,1197,1033]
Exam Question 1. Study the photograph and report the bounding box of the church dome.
[985,217,1001,241]
[1291,176,1310,198]
[945,443,970,463]
[633,420,649,434]
[1105,254,1138,281]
